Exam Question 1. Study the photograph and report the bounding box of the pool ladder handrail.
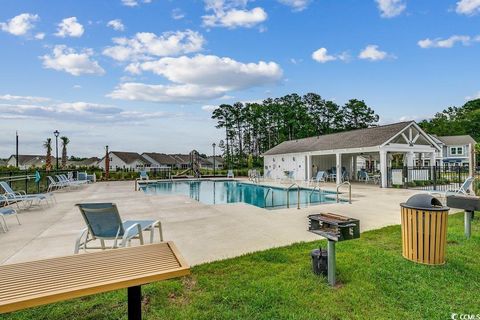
[264,187,274,208]
[336,181,352,204]
[286,183,301,210]
[309,185,322,202]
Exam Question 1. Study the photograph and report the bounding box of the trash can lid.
[400,194,449,211]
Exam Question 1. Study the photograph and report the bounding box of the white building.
[415,135,476,168]
[262,121,445,188]
[5,155,57,169]
[97,151,152,172]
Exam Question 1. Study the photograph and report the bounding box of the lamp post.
[212,143,216,177]
[53,130,59,171]
[105,145,110,180]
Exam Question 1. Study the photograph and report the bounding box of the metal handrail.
[309,185,322,202]
[0,175,36,182]
[264,187,274,208]
[336,181,352,204]
[286,183,301,209]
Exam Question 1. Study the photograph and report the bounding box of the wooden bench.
[0,242,190,319]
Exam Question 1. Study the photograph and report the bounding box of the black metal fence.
[0,169,84,194]
[387,166,479,193]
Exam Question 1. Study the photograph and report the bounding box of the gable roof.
[263,122,415,156]
[436,135,476,146]
[8,155,56,166]
[142,153,178,165]
[110,151,151,165]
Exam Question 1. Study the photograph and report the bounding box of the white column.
[380,150,388,188]
[430,152,436,167]
[306,154,312,181]
[469,143,474,177]
[336,153,342,185]
[405,151,415,167]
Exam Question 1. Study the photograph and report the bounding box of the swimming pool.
[140,180,339,209]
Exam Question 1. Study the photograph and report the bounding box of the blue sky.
[1,0,479,157]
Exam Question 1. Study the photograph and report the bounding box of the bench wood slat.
[0,242,190,314]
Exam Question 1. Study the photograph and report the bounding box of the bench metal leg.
[128,285,142,320]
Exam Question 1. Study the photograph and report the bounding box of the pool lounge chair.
[0,181,52,208]
[310,171,326,184]
[227,170,234,179]
[60,174,89,185]
[0,195,20,232]
[139,170,149,181]
[74,203,163,254]
[47,176,67,192]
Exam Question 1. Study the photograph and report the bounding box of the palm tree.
[44,138,52,172]
[60,136,70,169]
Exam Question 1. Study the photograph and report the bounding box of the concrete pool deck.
[1,179,425,266]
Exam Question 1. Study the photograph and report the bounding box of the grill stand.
[327,240,336,286]
[465,210,473,239]
[128,285,142,320]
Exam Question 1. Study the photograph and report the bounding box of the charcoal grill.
[308,213,360,286]
[447,195,480,239]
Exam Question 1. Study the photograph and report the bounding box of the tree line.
[211,93,379,167]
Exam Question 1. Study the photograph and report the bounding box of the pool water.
[140,180,339,209]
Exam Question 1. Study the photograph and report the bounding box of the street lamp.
[105,145,110,180]
[53,130,59,170]
[212,143,216,177]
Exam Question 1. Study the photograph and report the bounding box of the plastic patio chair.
[227,170,234,179]
[311,171,326,184]
[74,203,163,254]
[0,181,52,208]
[139,170,149,181]
[0,195,20,232]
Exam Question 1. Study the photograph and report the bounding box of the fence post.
[458,166,461,189]
[432,165,437,191]
[403,166,408,189]
[25,169,28,194]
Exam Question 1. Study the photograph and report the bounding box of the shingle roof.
[143,153,178,165]
[262,121,414,156]
[111,151,151,165]
[436,135,476,146]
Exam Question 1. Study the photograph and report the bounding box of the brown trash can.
[400,194,449,265]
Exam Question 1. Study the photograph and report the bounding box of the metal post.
[24,169,28,194]
[54,130,59,171]
[212,143,216,177]
[327,240,336,286]
[297,187,300,210]
[128,285,142,320]
[465,210,472,239]
[15,131,19,168]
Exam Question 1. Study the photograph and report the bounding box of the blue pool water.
[140,180,339,209]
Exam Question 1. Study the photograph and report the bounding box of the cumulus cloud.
[465,91,480,100]
[107,19,125,31]
[202,0,267,28]
[41,45,105,76]
[110,54,283,102]
[418,35,479,48]
[278,0,311,11]
[456,0,480,15]
[358,45,391,61]
[202,105,218,112]
[103,30,205,62]
[55,17,84,38]
[34,32,45,40]
[375,0,406,18]
[121,0,152,7]
[0,94,51,103]
[0,100,171,123]
[0,13,39,36]
[311,48,349,63]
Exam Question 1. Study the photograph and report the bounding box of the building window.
[450,147,463,155]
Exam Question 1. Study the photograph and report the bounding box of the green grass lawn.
[4,212,480,320]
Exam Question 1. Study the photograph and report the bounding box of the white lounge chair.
[429,176,476,201]
[139,170,149,181]
[310,171,326,184]
[0,195,20,232]
[0,181,52,208]
[227,170,234,179]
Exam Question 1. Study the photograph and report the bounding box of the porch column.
[306,154,312,181]
[430,152,436,167]
[405,151,415,167]
[469,143,475,177]
[352,155,357,181]
[380,150,388,188]
[336,153,342,185]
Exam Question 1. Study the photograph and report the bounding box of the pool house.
[262,121,445,188]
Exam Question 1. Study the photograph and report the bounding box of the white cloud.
[358,45,391,61]
[172,8,186,20]
[0,13,39,36]
[103,30,205,61]
[202,0,267,28]
[0,100,172,123]
[73,84,82,89]
[418,35,479,48]
[278,0,311,11]
[312,48,337,63]
[121,0,152,7]
[465,91,480,100]
[110,54,283,102]
[456,0,480,15]
[0,94,50,103]
[55,17,84,38]
[375,0,406,18]
[34,32,45,40]
[107,19,125,31]
[202,105,219,112]
[41,45,105,76]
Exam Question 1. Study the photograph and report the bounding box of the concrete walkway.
[0,180,422,266]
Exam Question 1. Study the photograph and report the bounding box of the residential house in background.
[68,157,100,168]
[415,135,476,168]
[5,155,57,169]
[141,153,177,168]
[97,151,152,172]
[202,156,224,170]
